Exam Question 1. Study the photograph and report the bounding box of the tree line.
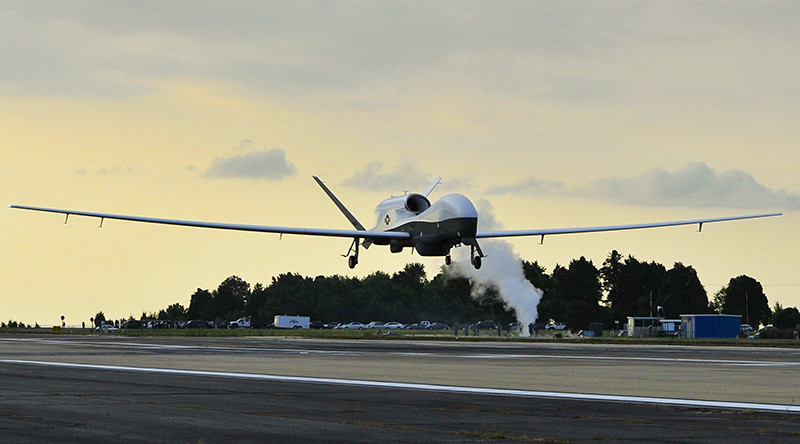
[121,249,798,332]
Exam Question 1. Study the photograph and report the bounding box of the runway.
[1,335,799,442]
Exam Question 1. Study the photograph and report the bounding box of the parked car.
[121,320,143,329]
[749,326,776,339]
[185,319,210,329]
[228,317,251,329]
[309,320,325,329]
[383,322,405,329]
[340,322,366,330]
[428,322,450,330]
[545,322,566,330]
[96,324,119,333]
[366,321,385,329]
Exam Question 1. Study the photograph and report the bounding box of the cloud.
[74,166,134,176]
[340,162,433,192]
[584,162,799,210]
[487,162,799,210]
[486,177,565,196]
[7,3,795,106]
[203,147,296,180]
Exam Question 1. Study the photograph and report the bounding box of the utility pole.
[746,291,750,326]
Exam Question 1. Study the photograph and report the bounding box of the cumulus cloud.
[203,147,296,180]
[486,177,565,196]
[2,4,780,101]
[340,162,434,192]
[487,162,798,210]
[74,166,134,176]
[583,162,799,210]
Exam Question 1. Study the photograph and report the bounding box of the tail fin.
[312,176,366,231]
[422,177,442,197]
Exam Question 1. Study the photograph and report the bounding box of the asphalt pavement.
[1,335,799,443]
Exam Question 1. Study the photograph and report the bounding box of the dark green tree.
[539,264,568,323]
[550,257,601,329]
[392,263,428,293]
[392,263,429,320]
[712,275,770,327]
[422,273,476,325]
[353,271,402,322]
[186,288,213,320]
[93,311,106,327]
[246,283,268,317]
[772,306,800,329]
[565,301,595,331]
[159,303,187,320]
[599,249,624,301]
[522,260,552,295]
[260,273,315,319]
[656,263,708,318]
[313,275,361,323]
[612,256,666,318]
[209,275,249,320]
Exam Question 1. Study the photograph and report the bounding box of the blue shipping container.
[681,314,741,339]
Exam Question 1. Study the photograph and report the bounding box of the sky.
[2,1,799,326]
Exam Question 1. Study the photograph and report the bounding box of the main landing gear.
[472,254,482,270]
[345,238,360,269]
[468,239,484,270]
[443,240,485,270]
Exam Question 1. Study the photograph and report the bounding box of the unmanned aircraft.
[9,176,781,269]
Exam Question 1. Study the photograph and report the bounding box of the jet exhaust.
[446,200,543,337]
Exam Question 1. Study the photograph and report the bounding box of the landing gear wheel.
[468,239,484,270]
[348,255,358,269]
[445,254,452,266]
[472,255,482,270]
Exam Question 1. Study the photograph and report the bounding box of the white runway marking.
[0,337,361,355]
[460,354,800,367]
[3,359,799,414]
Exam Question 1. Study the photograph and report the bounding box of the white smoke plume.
[446,199,543,337]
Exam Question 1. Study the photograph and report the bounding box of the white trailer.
[274,315,310,329]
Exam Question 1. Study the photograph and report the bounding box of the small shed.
[627,317,662,337]
[680,314,741,339]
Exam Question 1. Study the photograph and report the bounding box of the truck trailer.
[274,315,310,329]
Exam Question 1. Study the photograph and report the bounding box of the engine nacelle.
[404,193,431,214]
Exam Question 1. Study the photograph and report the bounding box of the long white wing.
[475,213,782,240]
[8,205,411,241]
